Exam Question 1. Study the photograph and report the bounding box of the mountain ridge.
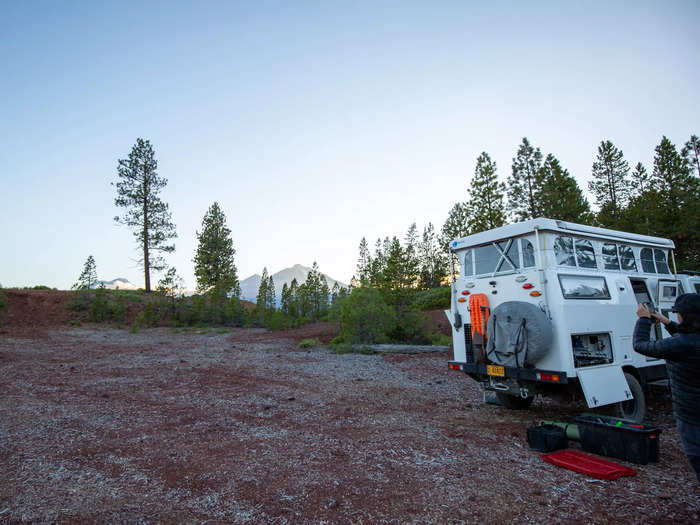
[239,264,347,303]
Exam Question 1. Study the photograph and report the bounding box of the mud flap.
[577,365,632,408]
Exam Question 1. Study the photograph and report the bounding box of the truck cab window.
[602,243,620,270]
[521,239,535,268]
[619,244,637,272]
[575,239,597,269]
[554,236,575,266]
[654,249,670,274]
[640,248,655,273]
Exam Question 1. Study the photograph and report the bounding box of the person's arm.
[633,316,688,360]
[650,311,679,335]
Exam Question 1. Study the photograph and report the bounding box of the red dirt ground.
[0,291,699,523]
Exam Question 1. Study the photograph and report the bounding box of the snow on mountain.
[93,278,140,291]
[239,264,347,303]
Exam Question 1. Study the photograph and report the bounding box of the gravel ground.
[1,326,699,524]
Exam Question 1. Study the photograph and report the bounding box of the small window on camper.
[521,239,536,268]
[619,244,637,271]
[654,249,670,274]
[661,285,677,300]
[640,248,656,273]
[554,236,576,266]
[462,249,473,276]
[575,239,597,269]
[558,274,611,299]
[602,243,620,270]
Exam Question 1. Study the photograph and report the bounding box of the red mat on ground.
[542,449,637,480]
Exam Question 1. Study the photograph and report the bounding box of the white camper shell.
[446,218,679,422]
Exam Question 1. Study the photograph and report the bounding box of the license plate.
[487,365,505,377]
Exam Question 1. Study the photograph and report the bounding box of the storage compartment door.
[577,365,631,408]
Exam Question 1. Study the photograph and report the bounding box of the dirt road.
[1,326,698,523]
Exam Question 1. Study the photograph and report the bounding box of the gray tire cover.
[485,301,552,367]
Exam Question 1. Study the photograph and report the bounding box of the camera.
[643,302,657,314]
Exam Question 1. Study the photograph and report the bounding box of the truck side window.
[575,239,597,269]
[521,239,535,268]
[654,249,670,274]
[619,244,637,271]
[602,243,620,270]
[554,236,575,266]
[640,248,655,273]
[462,249,473,276]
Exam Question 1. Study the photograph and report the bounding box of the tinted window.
[522,239,535,268]
[654,249,670,274]
[475,244,501,275]
[462,250,473,276]
[575,239,597,269]
[558,274,611,299]
[619,245,637,271]
[554,236,575,266]
[640,248,655,273]
[602,243,620,270]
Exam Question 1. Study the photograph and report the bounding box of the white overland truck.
[446,218,680,423]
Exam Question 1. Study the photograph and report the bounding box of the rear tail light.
[449,363,463,371]
[522,283,534,289]
[537,372,560,382]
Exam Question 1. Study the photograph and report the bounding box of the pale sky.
[2,1,699,290]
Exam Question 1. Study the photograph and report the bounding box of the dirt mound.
[1,289,74,328]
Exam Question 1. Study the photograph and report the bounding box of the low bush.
[410,287,451,311]
[340,287,397,344]
[298,338,321,349]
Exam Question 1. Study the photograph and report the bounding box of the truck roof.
[450,217,675,251]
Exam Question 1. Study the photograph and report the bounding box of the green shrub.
[430,332,452,346]
[298,338,321,349]
[67,290,91,312]
[30,285,54,290]
[410,287,451,311]
[90,287,111,322]
[339,287,397,344]
[331,342,353,354]
[389,311,431,345]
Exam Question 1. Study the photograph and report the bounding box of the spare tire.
[485,301,552,367]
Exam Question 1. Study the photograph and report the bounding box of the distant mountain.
[93,278,140,291]
[239,264,347,303]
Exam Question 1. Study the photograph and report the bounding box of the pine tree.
[468,152,506,233]
[403,223,420,288]
[539,154,592,223]
[629,162,651,199]
[73,255,98,290]
[681,135,700,178]
[280,283,292,315]
[356,237,371,285]
[113,138,176,292]
[288,278,299,318]
[507,137,544,221]
[649,136,700,268]
[266,274,276,310]
[419,222,447,289]
[441,202,470,249]
[589,140,630,226]
[193,202,239,297]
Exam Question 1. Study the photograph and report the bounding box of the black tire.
[616,372,646,423]
[496,392,534,409]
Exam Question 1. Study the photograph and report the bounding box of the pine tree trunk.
[143,185,150,292]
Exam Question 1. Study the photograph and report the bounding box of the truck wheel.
[496,392,534,409]
[616,372,646,423]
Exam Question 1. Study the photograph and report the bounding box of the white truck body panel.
[447,218,676,408]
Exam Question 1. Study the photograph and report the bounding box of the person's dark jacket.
[633,317,700,425]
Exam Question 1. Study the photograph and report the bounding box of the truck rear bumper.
[448,361,569,385]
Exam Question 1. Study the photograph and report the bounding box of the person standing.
[633,293,700,485]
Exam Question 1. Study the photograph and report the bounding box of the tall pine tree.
[681,134,700,178]
[468,152,506,233]
[113,138,176,292]
[507,137,544,221]
[418,222,446,289]
[539,154,592,223]
[193,202,240,297]
[73,255,98,290]
[589,140,630,226]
